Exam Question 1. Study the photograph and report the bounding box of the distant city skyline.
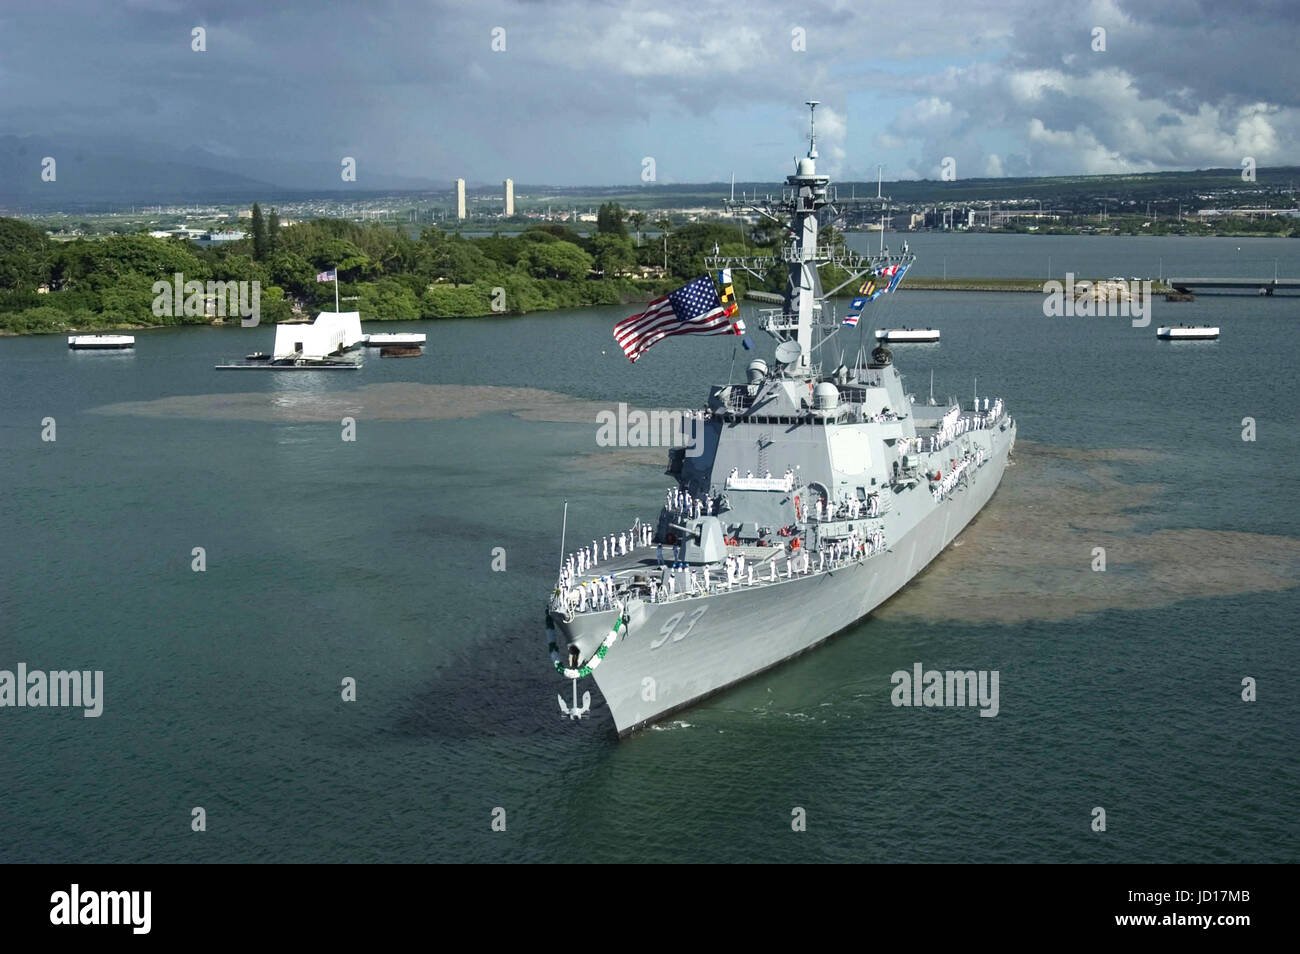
[2,0,1298,199]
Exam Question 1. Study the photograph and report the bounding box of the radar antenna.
[706,102,916,378]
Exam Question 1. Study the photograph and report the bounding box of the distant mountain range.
[2,133,1297,212]
[0,134,458,209]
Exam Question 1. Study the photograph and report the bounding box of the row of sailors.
[558,523,654,589]
[816,494,881,521]
[938,416,975,445]
[983,398,1004,424]
[968,397,1004,431]
[558,525,893,612]
[560,575,623,614]
[932,456,974,501]
[928,400,1003,452]
[665,487,718,519]
[643,530,888,603]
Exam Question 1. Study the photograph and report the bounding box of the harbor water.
[1,234,1297,862]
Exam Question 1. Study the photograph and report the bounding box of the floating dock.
[1157,325,1220,340]
[214,361,360,370]
[68,334,135,349]
[875,328,940,342]
[364,332,426,346]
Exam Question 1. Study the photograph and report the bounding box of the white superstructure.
[272,312,364,359]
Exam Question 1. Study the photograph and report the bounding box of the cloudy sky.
[2,0,1297,188]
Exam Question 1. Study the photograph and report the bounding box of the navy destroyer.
[546,103,1017,734]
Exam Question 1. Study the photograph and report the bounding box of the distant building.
[504,178,514,217]
[456,178,466,220]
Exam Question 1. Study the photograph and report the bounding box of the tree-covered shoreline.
[0,204,777,335]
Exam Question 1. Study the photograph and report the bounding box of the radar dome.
[813,382,839,410]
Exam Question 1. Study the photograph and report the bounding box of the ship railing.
[931,456,976,501]
[634,537,890,605]
[778,244,872,266]
[758,307,799,334]
[811,491,889,522]
[722,388,756,413]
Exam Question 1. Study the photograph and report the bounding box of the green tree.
[518,241,594,281]
[251,203,268,261]
[53,234,205,288]
[0,217,50,291]
[591,234,635,277]
[750,217,786,247]
[99,272,161,326]
[0,305,68,334]
[664,223,747,280]
[597,202,627,237]
[430,239,494,285]
[266,251,315,299]
[522,224,584,245]
[627,211,646,246]
[316,238,369,278]
[360,278,420,320]
[654,216,672,271]
[420,280,500,317]
[267,208,280,256]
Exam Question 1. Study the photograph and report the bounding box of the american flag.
[613,276,741,362]
[316,268,337,282]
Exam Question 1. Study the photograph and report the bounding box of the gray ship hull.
[556,422,1015,735]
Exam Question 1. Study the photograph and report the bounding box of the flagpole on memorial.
[334,266,340,313]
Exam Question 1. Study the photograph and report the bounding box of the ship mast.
[707,102,913,381]
[786,100,828,373]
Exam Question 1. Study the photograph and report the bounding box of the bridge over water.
[1167,277,1300,295]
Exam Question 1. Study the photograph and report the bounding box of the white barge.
[1157,325,1219,340]
[363,332,426,346]
[68,334,135,349]
[874,327,940,342]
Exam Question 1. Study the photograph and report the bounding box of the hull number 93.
[649,606,708,650]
